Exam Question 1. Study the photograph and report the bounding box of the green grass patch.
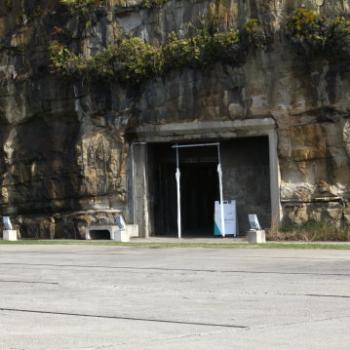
[0,240,350,250]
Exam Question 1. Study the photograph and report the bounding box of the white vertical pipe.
[217,144,226,238]
[175,147,182,239]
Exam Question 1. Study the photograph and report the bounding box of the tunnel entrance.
[149,143,219,236]
[147,136,271,237]
[180,162,219,235]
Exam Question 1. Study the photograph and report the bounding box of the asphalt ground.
[0,245,349,349]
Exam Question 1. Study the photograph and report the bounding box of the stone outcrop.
[0,0,350,238]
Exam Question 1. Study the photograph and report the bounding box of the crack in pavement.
[0,280,58,285]
[305,293,350,299]
[0,262,349,277]
[0,307,248,330]
[253,314,350,331]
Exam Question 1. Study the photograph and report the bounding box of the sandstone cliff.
[0,0,350,238]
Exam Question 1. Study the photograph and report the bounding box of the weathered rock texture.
[1,0,350,237]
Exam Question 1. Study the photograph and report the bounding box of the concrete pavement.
[0,245,349,349]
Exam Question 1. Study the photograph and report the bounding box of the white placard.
[115,215,126,231]
[3,216,13,230]
[248,214,261,230]
[214,200,237,237]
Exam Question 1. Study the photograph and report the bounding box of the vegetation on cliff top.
[48,6,350,85]
[49,19,268,84]
[287,8,350,61]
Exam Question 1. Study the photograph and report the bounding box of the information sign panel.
[214,200,237,237]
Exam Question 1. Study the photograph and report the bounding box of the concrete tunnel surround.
[129,118,281,238]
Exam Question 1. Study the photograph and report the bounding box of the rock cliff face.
[1,0,350,238]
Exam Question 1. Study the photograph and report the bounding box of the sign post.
[175,146,182,239]
[217,145,226,238]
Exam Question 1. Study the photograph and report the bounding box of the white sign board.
[3,216,13,230]
[115,215,126,231]
[214,200,237,237]
[248,214,261,230]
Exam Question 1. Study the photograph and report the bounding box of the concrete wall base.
[3,230,18,241]
[127,224,139,238]
[86,225,130,242]
[247,229,266,244]
[113,229,130,242]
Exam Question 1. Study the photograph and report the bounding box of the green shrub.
[202,31,241,66]
[161,30,242,71]
[49,41,87,75]
[326,16,350,60]
[241,18,271,49]
[287,8,328,56]
[49,19,267,85]
[162,32,209,70]
[287,8,350,61]
[89,37,161,83]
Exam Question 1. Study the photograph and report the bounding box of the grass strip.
[0,240,350,250]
